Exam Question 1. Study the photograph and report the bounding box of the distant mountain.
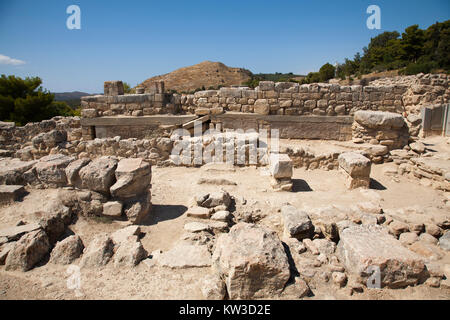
[54,91,94,101]
[139,61,253,93]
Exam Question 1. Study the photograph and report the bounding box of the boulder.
[281,205,313,240]
[5,229,50,271]
[65,158,91,188]
[212,222,290,299]
[269,153,293,179]
[79,156,118,195]
[79,234,114,268]
[354,110,405,129]
[111,226,141,245]
[0,158,36,185]
[113,236,147,267]
[33,154,76,187]
[338,152,371,189]
[201,274,227,300]
[110,158,151,200]
[337,225,427,288]
[49,235,84,265]
[253,99,270,115]
[123,192,152,224]
[0,241,16,265]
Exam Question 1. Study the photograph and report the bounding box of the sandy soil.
[0,159,449,300]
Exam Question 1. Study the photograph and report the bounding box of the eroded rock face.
[123,192,152,224]
[337,225,427,288]
[5,229,50,271]
[79,156,118,195]
[354,111,405,129]
[110,158,151,200]
[212,222,290,299]
[194,190,231,209]
[0,158,36,185]
[50,235,84,265]
[65,158,91,188]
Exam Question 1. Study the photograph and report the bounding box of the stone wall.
[0,117,81,153]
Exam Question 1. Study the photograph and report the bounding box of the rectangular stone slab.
[0,223,41,242]
[0,185,26,204]
[337,225,426,288]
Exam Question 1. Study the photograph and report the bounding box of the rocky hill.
[139,61,252,93]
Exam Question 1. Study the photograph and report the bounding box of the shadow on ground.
[370,178,387,190]
[143,204,187,226]
[292,179,313,192]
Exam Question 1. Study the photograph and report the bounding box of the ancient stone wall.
[0,117,81,153]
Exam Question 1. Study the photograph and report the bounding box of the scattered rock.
[337,225,427,288]
[186,206,211,219]
[79,156,118,195]
[439,232,450,251]
[212,222,290,299]
[49,235,84,265]
[102,201,123,218]
[113,236,147,267]
[0,185,26,205]
[281,205,313,240]
[5,229,50,271]
[110,158,151,200]
[80,234,114,268]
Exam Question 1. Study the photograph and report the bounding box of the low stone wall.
[81,93,182,117]
[0,117,81,152]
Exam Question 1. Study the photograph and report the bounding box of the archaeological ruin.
[0,73,449,300]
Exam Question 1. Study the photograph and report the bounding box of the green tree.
[0,75,77,125]
[318,63,336,82]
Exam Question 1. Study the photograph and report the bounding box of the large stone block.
[79,156,118,195]
[269,153,293,179]
[337,225,427,288]
[354,110,405,129]
[212,223,290,299]
[34,155,76,187]
[338,152,371,189]
[253,99,270,115]
[110,158,151,200]
[104,81,124,96]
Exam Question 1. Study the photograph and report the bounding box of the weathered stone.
[211,210,232,222]
[123,192,152,224]
[34,154,76,187]
[253,99,270,115]
[201,274,227,300]
[338,152,371,189]
[195,190,231,209]
[111,226,141,245]
[389,220,410,237]
[186,206,211,219]
[337,225,426,288]
[102,201,123,218]
[65,158,91,188]
[212,222,290,299]
[0,158,36,185]
[0,223,41,242]
[281,205,313,240]
[312,238,336,256]
[439,232,450,251]
[5,229,50,271]
[79,156,118,195]
[0,241,16,265]
[49,235,84,265]
[399,232,419,246]
[0,185,26,205]
[113,236,147,267]
[110,158,151,200]
[269,153,293,179]
[80,234,114,268]
[354,110,405,129]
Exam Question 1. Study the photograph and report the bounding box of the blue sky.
[0,0,449,93]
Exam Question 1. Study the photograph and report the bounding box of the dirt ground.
[0,158,449,300]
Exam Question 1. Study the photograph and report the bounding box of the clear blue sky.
[0,0,449,93]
